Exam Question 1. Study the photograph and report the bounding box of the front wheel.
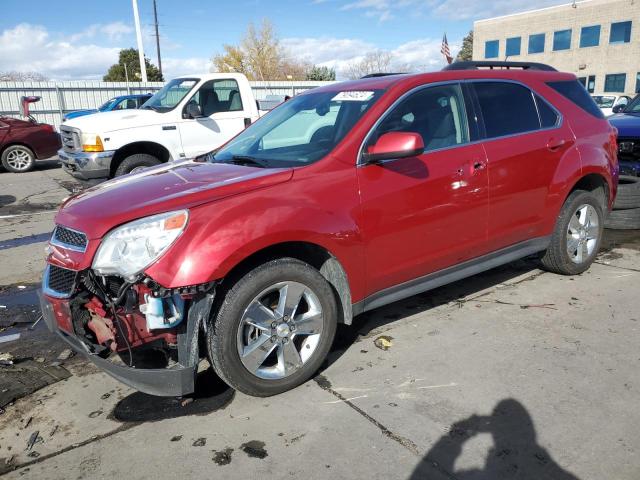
[1,145,35,173]
[541,190,604,275]
[114,153,161,177]
[208,258,338,397]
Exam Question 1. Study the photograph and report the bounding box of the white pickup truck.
[58,73,262,180]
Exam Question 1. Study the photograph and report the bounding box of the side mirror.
[185,102,203,119]
[362,132,425,164]
[612,104,625,114]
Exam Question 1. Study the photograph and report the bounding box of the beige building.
[473,0,640,96]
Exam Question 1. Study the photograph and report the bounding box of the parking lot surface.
[0,166,639,479]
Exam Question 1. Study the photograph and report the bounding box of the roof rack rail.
[360,72,407,78]
[443,61,557,72]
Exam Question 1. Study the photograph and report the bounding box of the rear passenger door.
[471,81,572,251]
[179,79,248,158]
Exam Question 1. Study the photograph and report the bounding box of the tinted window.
[474,82,540,138]
[604,74,626,92]
[587,75,596,93]
[535,95,560,128]
[368,84,469,152]
[636,73,640,94]
[553,29,572,51]
[506,37,521,56]
[547,80,604,119]
[580,25,601,47]
[610,21,632,43]
[485,40,499,59]
[528,33,545,54]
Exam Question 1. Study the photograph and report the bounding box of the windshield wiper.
[228,155,270,168]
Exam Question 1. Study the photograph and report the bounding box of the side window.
[473,82,540,138]
[189,79,244,116]
[547,80,604,119]
[367,83,469,152]
[535,95,560,128]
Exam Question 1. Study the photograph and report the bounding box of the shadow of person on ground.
[409,398,580,480]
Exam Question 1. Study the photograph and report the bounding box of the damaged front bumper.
[39,287,214,397]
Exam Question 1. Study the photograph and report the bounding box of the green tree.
[456,31,474,62]
[306,66,336,81]
[103,48,164,82]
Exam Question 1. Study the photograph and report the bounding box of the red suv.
[40,62,618,397]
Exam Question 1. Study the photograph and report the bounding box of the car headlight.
[92,210,189,279]
[81,132,104,152]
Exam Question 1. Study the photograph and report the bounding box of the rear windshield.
[547,80,604,119]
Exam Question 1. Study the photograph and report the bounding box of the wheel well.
[570,174,609,210]
[110,142,171,177]
[218,242,354,325]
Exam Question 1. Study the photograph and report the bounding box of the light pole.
[132,0,148,82]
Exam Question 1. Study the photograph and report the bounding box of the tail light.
[609,127,618,157]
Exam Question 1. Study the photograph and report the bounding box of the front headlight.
[81,132,104,152]
[92,210,189,279]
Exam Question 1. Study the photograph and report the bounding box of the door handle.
[546,138,566,151]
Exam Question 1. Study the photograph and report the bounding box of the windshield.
[211,89,385,168]
[98,98,118,111]
[623,95,640,113]
[592,96,616,108]
[141,78,198,112]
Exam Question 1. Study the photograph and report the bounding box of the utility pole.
[153,0,163,78]
[132,0,148,82]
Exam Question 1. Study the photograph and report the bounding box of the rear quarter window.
[546,80,604,119]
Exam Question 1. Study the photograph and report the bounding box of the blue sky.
[0,0,567,80]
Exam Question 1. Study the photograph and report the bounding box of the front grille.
[52,226,88,251]
[46,265,77,296]
[60,125,81,153]
[618,137,639,160]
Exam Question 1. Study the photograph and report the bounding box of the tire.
[613,176,640,210]
[605,207,640,230]
[208,258,338,397]
[114,153,161,177]
[1,145,35,173]
[541,190,604,275]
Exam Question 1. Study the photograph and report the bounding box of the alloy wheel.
[236,281,324,380]
[5,148,32,171]
[566,204,599,264]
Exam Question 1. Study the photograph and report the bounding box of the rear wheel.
[541,190,603,275]
[114,153,161,177]
[1,145,35,173]
[208,258,337,397]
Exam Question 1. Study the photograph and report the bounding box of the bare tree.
[0,71,49,82]
[212,19,309,81]
[345,51,393,80]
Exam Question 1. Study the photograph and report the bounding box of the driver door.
[179,79,248,158]
[357,83,490,296]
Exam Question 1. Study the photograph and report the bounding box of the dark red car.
[0,97,60,173]
[40,61,617,398]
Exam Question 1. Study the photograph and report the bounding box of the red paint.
[45,68,617,331]
[0,116,60,160]
[366,131,424,158]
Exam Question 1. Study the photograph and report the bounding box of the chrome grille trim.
[51,225,88,252]
[60,125,81,153]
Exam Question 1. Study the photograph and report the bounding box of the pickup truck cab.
[41,62,617,398]
[62,94,152,122]
[58,73,260,180]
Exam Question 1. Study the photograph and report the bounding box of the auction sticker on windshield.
[332,91,375,102]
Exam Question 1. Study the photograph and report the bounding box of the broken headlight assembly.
[92,210,189,280]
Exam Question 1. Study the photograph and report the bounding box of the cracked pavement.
[0,166,639,479]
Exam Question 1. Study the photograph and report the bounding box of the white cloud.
[163,57,210,78]
[283,36,450,79]
[68,21,134,43]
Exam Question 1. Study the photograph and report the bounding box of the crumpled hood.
[609,113,640,138]
[55,160,293,239]
[63,108,166,133]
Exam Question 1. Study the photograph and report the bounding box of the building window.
[528,33,545,54]
[577,77,587,88]
[553,29,572,51]
[636,73,640,94]
[580,25,601,48]
[506,37,521,57]
[485,40,499,59]
[610,21,632,43]
[587,75,596,93]
[604,74,626,92]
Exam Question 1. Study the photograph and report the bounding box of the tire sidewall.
[2,145,35,173]
[115,153,161,177]
[556,191,604,274]
[209,258,338,396]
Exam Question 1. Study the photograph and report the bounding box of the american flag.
[441,33,453,64]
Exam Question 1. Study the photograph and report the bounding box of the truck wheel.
[114,153,161,176]
[604,207,640,230]
[208,258,338,397]
[541,190,603,275]
[1,145,35,173]
[613,176,640,210]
